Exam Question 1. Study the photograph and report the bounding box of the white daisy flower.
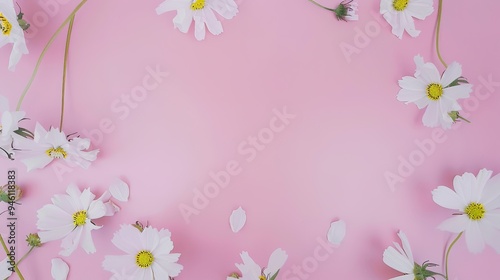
[0,95,26,159]
[383,231,441,279]
[103,224,183,279]
[228,248,288,280]
[397,55,472,129]
[432,168,500,254]
[380,0,434,39]
[156,0,238,41]
[37,184,108,256]
[16,122,98,171]
[0,0,28,70]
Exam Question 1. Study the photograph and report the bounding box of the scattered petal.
[327,220,346,246]
[229,207,246,233]
[109,178,130,202]
[51,258,69,280]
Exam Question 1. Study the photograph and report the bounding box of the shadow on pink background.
[1,0,500,279]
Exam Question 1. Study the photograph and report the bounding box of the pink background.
[1,0,500,279]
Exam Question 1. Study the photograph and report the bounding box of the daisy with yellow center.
[432,168,500,253]
[37,184,107,256]
[380,0,434,38]
[0,0,28,70]
[17,122,98,171]
[103,224,183,279]
[227,248,288,280]
[397,55,472,129]
[156,0,238,41]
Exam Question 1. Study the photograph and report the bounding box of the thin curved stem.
[435,0,447,68]
[306,0,335,11]
[0,234,25,280]
[60,15,76,131]
[444,232,463,280]
[15,246,35,267]
[16,0,88,111]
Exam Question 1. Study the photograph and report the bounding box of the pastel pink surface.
[1,0,500,279]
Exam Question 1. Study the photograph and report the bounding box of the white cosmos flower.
[228,248,288,280]
[156,0,238,41]
[432,168,500,254]
[37,184,108,256]
[0,95,25,159]
[16,122,98,171]
[380,0,433,39]
[103,224,183,279]
[0,0,28,70]
[383,231,416,279]
[397,55,472,129]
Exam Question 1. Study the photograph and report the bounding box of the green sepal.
[447,76,469,87]
[269,269,280,280]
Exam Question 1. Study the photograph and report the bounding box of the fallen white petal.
[109,178,129,202]
[51,258,69,280]
[229,207,246,233]
[0,257,12,279]
[327,220,346,246]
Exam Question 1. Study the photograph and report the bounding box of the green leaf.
[269,269,280,280]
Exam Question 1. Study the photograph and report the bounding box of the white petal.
[438,215,468,233]
[465,222,485,253]
[422,102,440,127]
[443,84,472,100]
[102,201,120,217]
[441,61,462,86]
[109,178,130,202]
[51,258,69,280]
[432,186,465,210]
[264,248,288,276]
[203,8,223,36]
[383,246,413,274]
[210,0,238,19]
[327,220,346,246]
[193,13,207,40]
[0,258,13,279]
[229,207,246,233]
[397,231,413,264]
[414,55,440,84]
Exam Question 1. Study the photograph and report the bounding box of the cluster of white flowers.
[384,169,500,279]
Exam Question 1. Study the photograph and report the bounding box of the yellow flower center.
[72,210,87,226]
[46,147,67,159]
[393,0,409,11]
[0,13,12,36]
[136,250,155,268]
[259,276,267,280]
[426,83,443,101]
[465,202,485,221]
[191,0,205,10]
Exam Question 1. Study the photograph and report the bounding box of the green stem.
[0,234,25,280]
[16,0,88,111]
[435,0,447,68]
[15,246,35,267]
[306,0,335,12]
[60,15,75,131]
[444,232,463,280]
